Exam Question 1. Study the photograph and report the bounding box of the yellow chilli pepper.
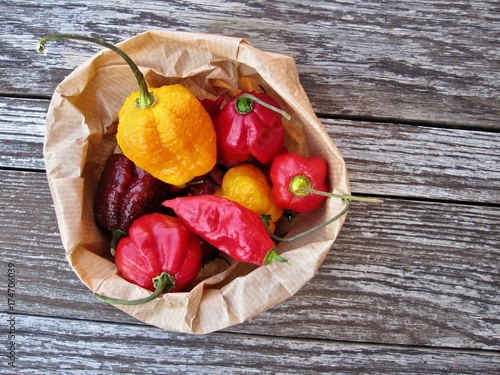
[215,164,283,232]
[38,34,217,187]
[117,84,217,186]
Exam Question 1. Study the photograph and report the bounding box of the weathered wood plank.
[325,119,500,203]
[1,170,498,350]
[5,313,499,374]
[0,97,46,170]
[0,0,498,127]
[2,97,498,203]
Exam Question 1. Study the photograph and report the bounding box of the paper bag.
[43,30,350,334]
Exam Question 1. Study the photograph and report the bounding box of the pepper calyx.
[289,175,313,197]
[235,95,254,114]
[93,271,175,305]
[263,247,291,265]
[135,92,157,109]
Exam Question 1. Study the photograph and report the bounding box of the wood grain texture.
[1,170,498,350]
[1,97,499,203]
[0,0,498,127]
[325,119,500,203]
[4,313,499,375]
[0,97,46,170]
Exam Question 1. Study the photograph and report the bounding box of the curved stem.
[93,272,175,305]
[270,199,351,242]
[238,93,291,120]
[110,229,126,256]
[37,33,156,109]
[304,188,382,203]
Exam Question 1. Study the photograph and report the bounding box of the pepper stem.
[269,199,351,242]
[304,188,382,203]
[289,175,313,197]
[109,229,127,256]
[235,93,291,120]
[263,247,291,265]
[37,33,156,109]
[289,175,381,203]
[175,179,211,190]
[93,272,175,305]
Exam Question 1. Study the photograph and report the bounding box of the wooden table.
[1,1,499,373]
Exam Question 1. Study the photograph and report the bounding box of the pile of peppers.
[39,34,379,306]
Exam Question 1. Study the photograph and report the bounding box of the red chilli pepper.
[213,91,290,166]
[94,153,172,254]
[200,94,225,119]
[94,213,202,305]
[268,152,380,243]
[163,195,290,265]
[270,152,329,213]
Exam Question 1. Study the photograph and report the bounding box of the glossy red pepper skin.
[163,195,289,265]
[94,153,172,233]
[115,213,202,292]
[213,91,285,166]
[270,152,328,212]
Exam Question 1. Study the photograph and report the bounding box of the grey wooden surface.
[1,0,499,374]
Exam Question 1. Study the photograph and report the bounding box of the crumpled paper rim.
[43,30,350,334]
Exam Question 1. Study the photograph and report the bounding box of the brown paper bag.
[43,30,350,334]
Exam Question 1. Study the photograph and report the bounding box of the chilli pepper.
[268,152,380,242]
[200,94,225,119]
[215,164,283,232]
[213,91,290,166]
[270,152,329,212]
[163,195,290,265]
[270,152,380,212]
[38,34,217,186]
[94,213,202,305]
[94,153,172,254]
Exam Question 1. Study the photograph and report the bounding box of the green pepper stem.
[269,199,351,242]
[305,188,382,203]
[93,272,175,305]
[289,175,381,203]
[263,247,291,265]
[175,179,210,190]
[37,33,156,109]
[110,229,126,256]
[236,93,291,120]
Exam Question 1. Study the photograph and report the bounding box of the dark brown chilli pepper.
[94,153,172,254]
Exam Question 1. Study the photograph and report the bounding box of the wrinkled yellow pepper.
[215,164,283,232]
[117,84,217,186]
